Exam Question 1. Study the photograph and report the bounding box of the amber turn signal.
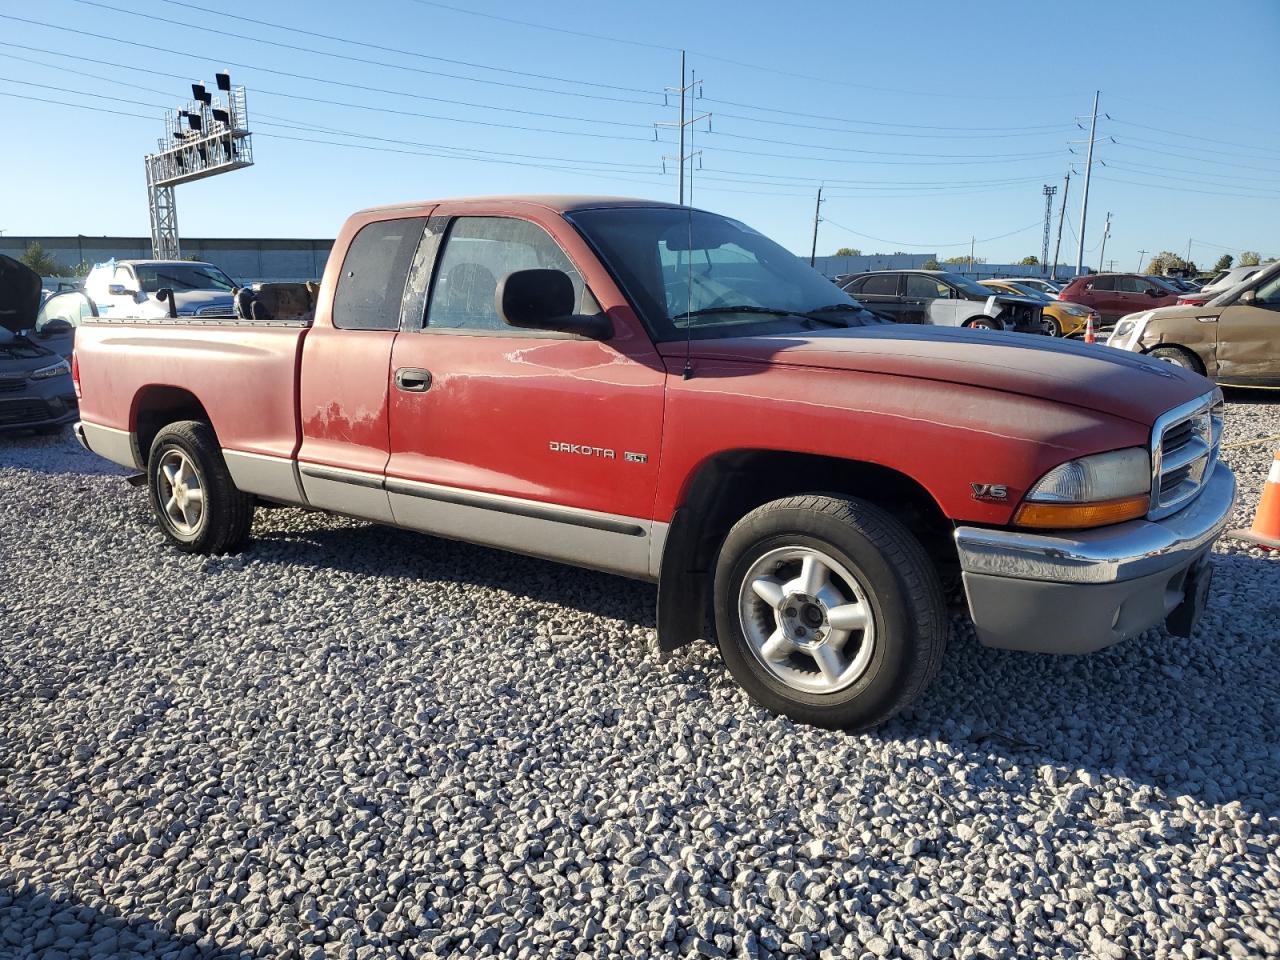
[1013,494,1150,530]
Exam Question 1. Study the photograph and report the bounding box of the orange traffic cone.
[1084,312,1097,344]
[1228,451,1280,550]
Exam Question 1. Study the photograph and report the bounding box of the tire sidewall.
[714,503,924,728]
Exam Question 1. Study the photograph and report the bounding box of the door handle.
[395,367,432,392]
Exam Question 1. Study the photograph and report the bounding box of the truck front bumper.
[954,465,1236,653]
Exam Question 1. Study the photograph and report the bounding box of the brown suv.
[1106,261,1280,386]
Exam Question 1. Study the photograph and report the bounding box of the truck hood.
[169,289,235,315]
[659,325,1209,426]
[0,254,42,334]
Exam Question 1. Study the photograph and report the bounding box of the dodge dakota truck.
[72,196,1236,730]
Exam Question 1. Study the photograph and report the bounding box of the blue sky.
[2,0,1277,267]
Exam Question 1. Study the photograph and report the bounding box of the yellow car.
[978,279,1097,338]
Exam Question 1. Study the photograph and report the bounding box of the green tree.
[1019,255,1040,266]
[1212,254,1234,272]
[941,254,986,265]
[833,247,861,257]
[1239,251,1261,266]
[72,261,93,278]
[922,259,941,270]
[18,241,67,276]
[1145,251,1190,275]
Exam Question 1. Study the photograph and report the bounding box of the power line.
[0,12,658,107]
[142,0,658,97]
[0,44,654,131]
[1110,137,1280,174]
[1109,119,1280,159]
[822,217,1042,249]
[701,128,1067,162]
[1093,175,1280,201]
[402,0,1081,101]
[701,96,1075,135]
[0,74,649,144]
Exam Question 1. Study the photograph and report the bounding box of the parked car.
[978,279,1097,337]
[32,289,98,358]
[839,270,1046,333]
[83,259,238,318]
[1006,277,1062,297]
[1176,264,1265,306]
[0,255,79,433]
[1108,260,1280,386]
[73,196,1234,731]
[1058,273,1181,322]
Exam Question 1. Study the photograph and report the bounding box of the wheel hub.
[781,593,830,648]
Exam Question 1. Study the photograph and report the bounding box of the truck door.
[296,213,430,522]
[1215,270,1280,384]
[383,210,666,578]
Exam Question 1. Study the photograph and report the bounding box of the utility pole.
[655,52,709,206]
[1075,90,1100,275]
[1136,249,1148,272]
[809,185,824,267]
[1050,170,1070,281]
[1098,212,1112,275]
[1040,184,1057,276]
[1186,237,1193,268]
[969,236,975,274]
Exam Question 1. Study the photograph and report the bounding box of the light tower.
[144,71,254,259]
[1041,184,1057,277]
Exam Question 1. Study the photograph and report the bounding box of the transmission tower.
[1041,184,1057,276]
[654,52,710,206]
[144,72,254,259]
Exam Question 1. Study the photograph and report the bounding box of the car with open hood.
[839,269,1047,334]
[979,278,1097,337]
[1107,260,1280,387]
[0,255,78,433]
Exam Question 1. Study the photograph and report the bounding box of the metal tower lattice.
[1041,184,1058,274]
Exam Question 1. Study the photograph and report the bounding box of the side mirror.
[107,284,129,296]
[496,269,612,340]
[155,287,178,319]
[1239,289,1257,305]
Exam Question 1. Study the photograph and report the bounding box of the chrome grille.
[1149,392,1222,519]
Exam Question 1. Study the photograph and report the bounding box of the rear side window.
[1089,276,1115,291]
[425,216,589,333]
[333,218,426,330]
[859,273,899,296]
[1119,276,1152,294]
[906,274,949,298]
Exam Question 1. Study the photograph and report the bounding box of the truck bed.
[74,317,308,473]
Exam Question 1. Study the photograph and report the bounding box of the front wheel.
[713,495,947,730]
[1148,345,1204,375]
[147,420,255,554]
[965,317,1001,331]
[1042,317,1063,337]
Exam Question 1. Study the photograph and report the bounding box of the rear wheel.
[713,495,947,730]
[1149,345,1204,375]
[147,420,254,554]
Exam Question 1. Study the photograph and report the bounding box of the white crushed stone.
[1,396,1277,959]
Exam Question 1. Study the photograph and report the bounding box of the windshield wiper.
[674,305,795,320]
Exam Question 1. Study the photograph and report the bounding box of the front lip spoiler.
[954,464,1236,585]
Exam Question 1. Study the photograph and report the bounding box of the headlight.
[29,359,71,380]
[1014,447,1151,529]
[1111,319,1136,340]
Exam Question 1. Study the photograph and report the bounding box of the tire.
[1148,345,1205,375]
[965,317,1001,331]
[146,420,254,554]
[713,494,947,731]
[1042,317,1063,338]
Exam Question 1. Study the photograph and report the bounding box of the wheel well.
[657,450,958,652]
[130,386,213,465]
[680,450,955,572]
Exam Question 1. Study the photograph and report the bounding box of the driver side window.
[35,292,95,333]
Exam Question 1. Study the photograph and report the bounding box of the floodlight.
[185,111,202,132]
[215,71,231,91]
[191,83,211,105]
[212,107,230,126]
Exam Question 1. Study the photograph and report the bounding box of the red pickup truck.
[73,196,1236,729]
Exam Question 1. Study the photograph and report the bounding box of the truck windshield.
[568,207,883,340]
[134,264,237,293]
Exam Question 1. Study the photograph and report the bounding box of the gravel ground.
[1,395,1278,960]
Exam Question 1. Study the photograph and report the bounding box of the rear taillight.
[71,351,81,399]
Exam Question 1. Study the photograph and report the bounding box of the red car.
[1059,273,1181,322]
[72,196,1235,730]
